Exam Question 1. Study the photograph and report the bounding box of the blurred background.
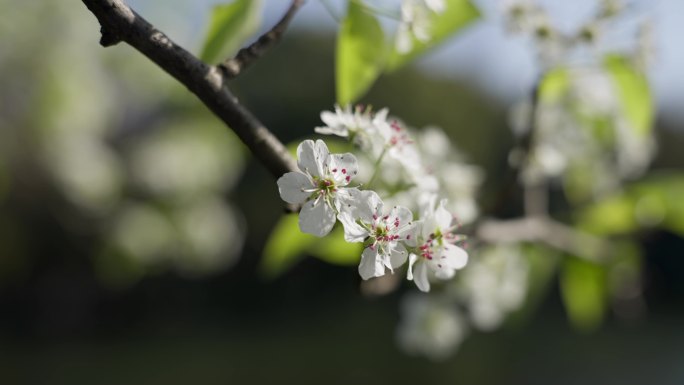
[1,0,683,384]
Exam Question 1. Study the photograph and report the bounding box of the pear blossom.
[338,190,418,280]
[408,199,468,292]
[315,104,389,150]
[277,139,359,237]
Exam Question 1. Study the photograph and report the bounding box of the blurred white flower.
[395,0,446,53]
[112,202,176,264]
[459,245,529,331]
[397,294,467,360]
[414,127,483,224]
[45,136,123,213]
[129,121,244,200]
[171,198,244,276]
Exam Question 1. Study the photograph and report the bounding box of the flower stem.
[366,147,387,189]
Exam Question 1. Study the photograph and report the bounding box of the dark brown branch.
[81,0,297,179]
[219,0,305,78]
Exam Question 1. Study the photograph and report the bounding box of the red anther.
[332,168,337,172]
[341,169,347,174]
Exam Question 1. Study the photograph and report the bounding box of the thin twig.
[220,0,305,78]
[81,0,297,180]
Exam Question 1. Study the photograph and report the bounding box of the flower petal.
[390,205,414,228]
[413,260,430,292]
[329,153,358,185]
[434,265,455,280]
[434,199,453,230]
[399,220,420,247]
[389,243,408,269]
[442,244,468,269]
[297,140,329,178]
[299,198,335,237]
[337,211,368,243]
[341,189,382,223]
[407,253,418,281]
[277,172,313,204]
[359,247,384,280]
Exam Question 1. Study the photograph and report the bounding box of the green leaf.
[575,173,684,237]
[386,0,480,71]
[538,67,570,103]
[603,54,653,136]
[260,214,317,279]
[576,193,637,236]
[309,225,362,266]
[336,0,387,104]
[560,257,607,332]
[200,0,263,64]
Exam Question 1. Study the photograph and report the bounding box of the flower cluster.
[277,105,477,292]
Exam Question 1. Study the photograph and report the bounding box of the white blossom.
[397,294,467,360]
[277,139,359,237]
[315,104,389,151]
[458,245,529,331]
[338,190,418,280]
[407,199,468,292]
[396,0,446,53]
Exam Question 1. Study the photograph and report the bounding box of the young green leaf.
[387,0,480,71]
[336,0,386,105]
[260,214,317,279]
[604,55,653,136]
[309,226,363,266]
[200,0,263,64]
[560,257,607,332]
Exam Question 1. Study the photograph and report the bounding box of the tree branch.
[220,0,306,78]
[476,217,609,262]
[81,0,297,179]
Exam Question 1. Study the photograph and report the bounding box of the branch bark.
[220,0,305,78]
[476,217,609,262]
[81,0,297,179]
